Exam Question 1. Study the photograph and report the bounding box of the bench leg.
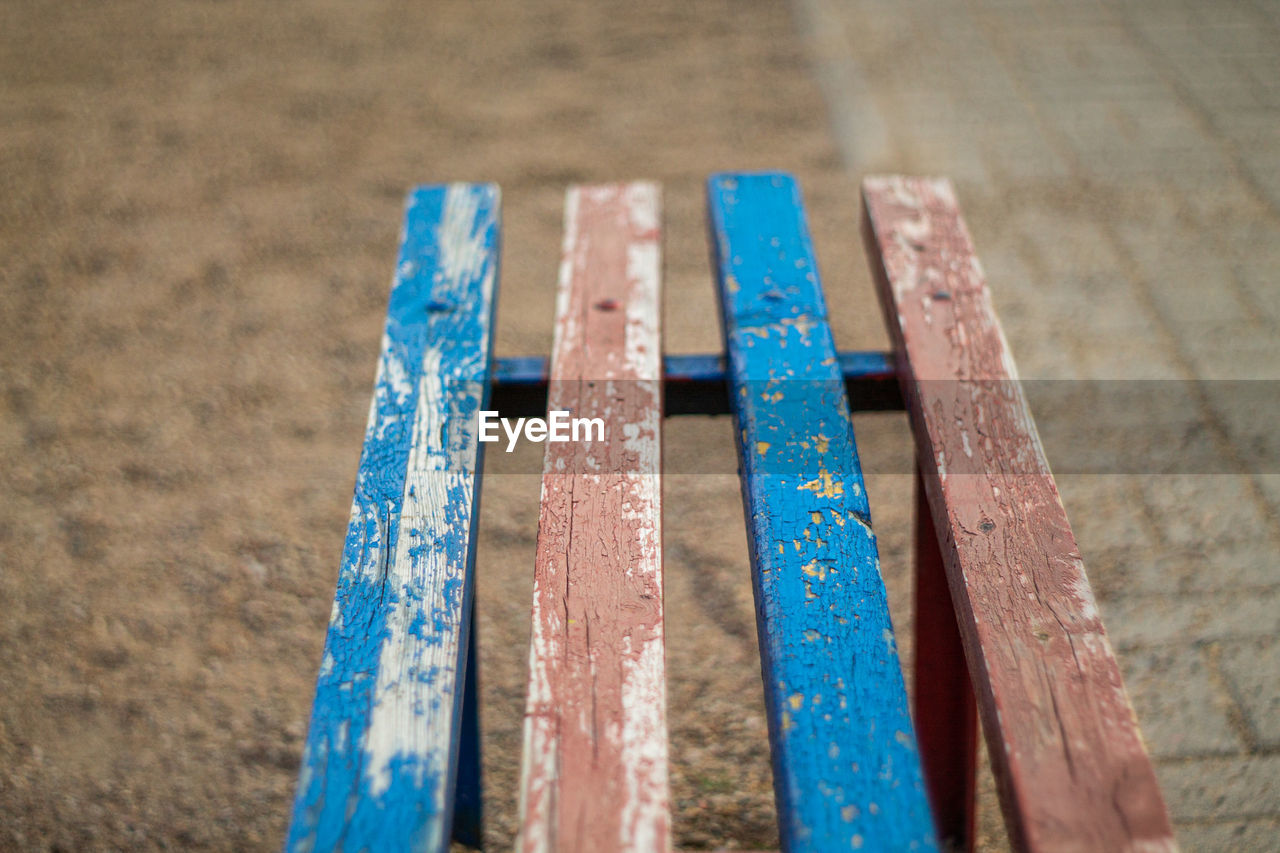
[914,472,978,852]
[452,606,483,849]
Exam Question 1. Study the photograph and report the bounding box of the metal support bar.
[490,350,902,417]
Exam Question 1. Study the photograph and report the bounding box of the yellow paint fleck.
[756,441,770,456]
[727,275,740,293]
[788,693,804,710]
[811,511,823,524]
[814,433,830,454]
[781,710,795,732]
[800,560,826,580]
[799,469,843,498]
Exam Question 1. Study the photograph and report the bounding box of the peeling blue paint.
[286,184,498,852]
[708,173,938,852]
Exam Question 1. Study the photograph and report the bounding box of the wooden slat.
[286,184,499,853]
[518,184,669,853]
[708,172,938,852]
[862,176,1176,853]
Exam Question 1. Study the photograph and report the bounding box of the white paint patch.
[360,188,496,853]
[625,241,662,381]
[517,532,559,853]
[365,353,466,809]
[624,181,660,233]
[550,188,582,378]
[617,626,669,851]
[439,184,492,299]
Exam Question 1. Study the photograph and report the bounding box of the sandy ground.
[0,1,1010,849]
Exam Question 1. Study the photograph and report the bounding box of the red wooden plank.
[518,184,669,853]
[913,472,978,852]
[862,176,1177,853]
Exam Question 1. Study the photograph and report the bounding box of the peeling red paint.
[519,184,669,853]
[863,176,1177,853]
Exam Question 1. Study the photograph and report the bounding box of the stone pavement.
[793,0,1280,848]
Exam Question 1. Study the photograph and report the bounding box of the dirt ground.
[0,1,1003,849]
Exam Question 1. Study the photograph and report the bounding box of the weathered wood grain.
[708,172,937,852]
[862,175,1177,853]
[286,184,499,853]
[518,184,669,853]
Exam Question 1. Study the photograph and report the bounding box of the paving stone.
[1121,646,1242,758]
[1140,475,1272,549]
[1174,819,1280,853]
[1086,546,1173,600]
[1057,476,1160,553]
[1218,637,1280,750]
[1101,586,1280,650]
[1089,540,1279,598]
[1157,756,1280,821]
[1115,228,1260,331]
[1089,546,1209,600]
[1256,475,1280,522]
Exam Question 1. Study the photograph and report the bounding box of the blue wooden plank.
[286,183,499,853]
[707,172,938,852]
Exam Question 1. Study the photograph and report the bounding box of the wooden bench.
[284,174,1176,852]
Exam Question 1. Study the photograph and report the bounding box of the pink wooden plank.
[518,184,669,853]
[862,176,1177,853]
